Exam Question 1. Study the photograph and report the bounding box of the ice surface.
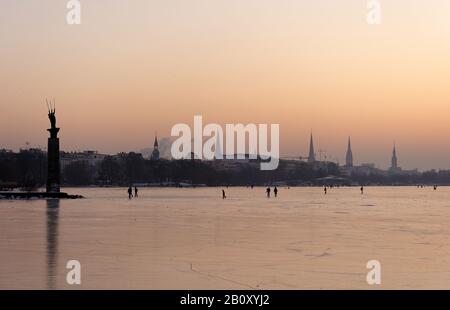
[1,186,450,289]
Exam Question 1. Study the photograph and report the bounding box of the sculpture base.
[46,183,60,193]
[47,133,60,193]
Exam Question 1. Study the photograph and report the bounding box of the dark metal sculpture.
[46,99,60,193]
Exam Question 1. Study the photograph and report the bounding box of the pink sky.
[1,0,450,170]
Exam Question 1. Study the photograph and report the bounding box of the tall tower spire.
[151,133,160,160]
[345,136,353,167]
[391,143,398,169]
[153,134,159,148]
[308,132,316,163]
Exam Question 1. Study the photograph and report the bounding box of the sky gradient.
[1,0,450,170]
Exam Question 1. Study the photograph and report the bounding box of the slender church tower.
[308,133,316,163]
[151,134,160,160]
[345,137,353,167]
[391,144,398,170]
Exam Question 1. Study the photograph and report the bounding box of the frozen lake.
[1,186,450,289]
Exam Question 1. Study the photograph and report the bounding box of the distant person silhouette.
[360,186,364,195]
[324,187,327,195]
[128,187,133,199]
[266,187,271,198]
[251,185,254,189]
[222,189,226,199]
[274,186,278,197]
[434,185,437,190]
[134,187,138,197]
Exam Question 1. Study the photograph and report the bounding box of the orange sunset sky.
[1,0,450,170]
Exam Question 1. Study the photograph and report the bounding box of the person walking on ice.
[128,187,133,199]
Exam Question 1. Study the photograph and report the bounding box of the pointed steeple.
[391,143,398,169]
[153,134,159,148]
[345,136,353,167]
[308,132,316,163]
[151,133,160,160]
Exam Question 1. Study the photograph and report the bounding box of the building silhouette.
[388,143,402,174]
[151,134,160,160]
[345,137,353,167]
[308,133,316,163]
[391,144,398,169]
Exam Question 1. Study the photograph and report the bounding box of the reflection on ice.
[46,199,59,289]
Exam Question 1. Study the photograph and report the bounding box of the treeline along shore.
[1,149,450,189]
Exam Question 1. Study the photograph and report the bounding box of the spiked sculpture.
[46,99,60,193]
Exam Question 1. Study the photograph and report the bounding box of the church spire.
[153,134,159,148]
[391,143,398,169]
[345,136,353,167]
[308,132,316,163]
[151,133,160,160]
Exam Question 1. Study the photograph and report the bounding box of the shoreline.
[0,192,83,200]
